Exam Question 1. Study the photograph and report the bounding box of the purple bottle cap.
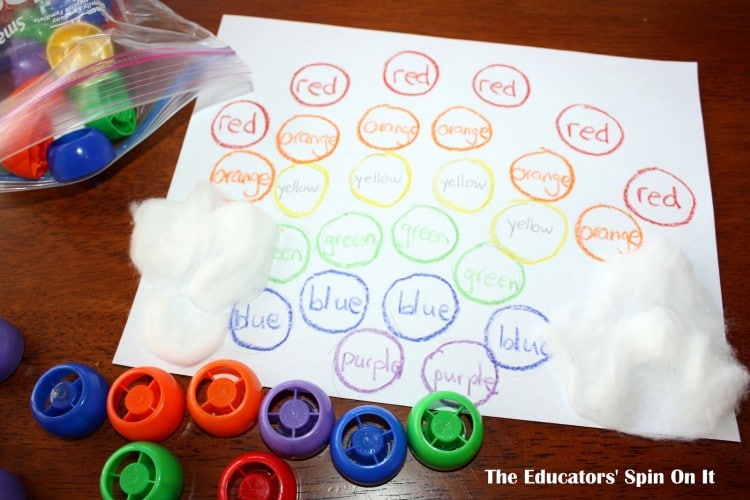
[0,469,27,500]
[8,38,50,87]
[0,317,24,383]
[259,380,335,459]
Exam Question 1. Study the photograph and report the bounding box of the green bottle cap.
[70,72,138,140]
[406,391,484,471]
[100,441,183,500]
[16,7,54,43]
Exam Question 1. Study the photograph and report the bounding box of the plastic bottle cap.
[46,127,115,182]
[107,366,185,442]
[0,317,24,383]
[46,21,114,76]
[186,359,262,437]
[329,405,407,486]
[15,7,54,43]
[0,469,27,500]
[8,37,49,87]
[100,441,183,500]
[406,391,484,471]
[259,380,335,459]
[71,73,138,140]
[218,451,297,500]
[30,362,109,439]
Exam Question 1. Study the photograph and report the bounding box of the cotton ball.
[143,286,228,367]
[546,239,749,440]
[130,182,280,367]
[130,184,220,284]
[187,199,279,313]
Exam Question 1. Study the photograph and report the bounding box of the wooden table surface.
[1,1,749,498]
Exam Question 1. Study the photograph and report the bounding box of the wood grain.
[1,1,748,497]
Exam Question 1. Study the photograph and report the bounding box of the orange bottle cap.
[106,366,185,442]
[187,359,263,437]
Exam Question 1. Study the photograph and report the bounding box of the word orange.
[575,204,643,261]
[431,106,492,151]
[509,148,575,202]
[357,104,420,150]
[210,150,275,202]
[276,114,340,164]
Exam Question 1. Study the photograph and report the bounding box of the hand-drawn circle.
[472,64,531,108]
[431,106,492,151]
[555,104,624,156]
[391,204,459,263]
[290,62,351,106]
[420,340,499,406]
[483,304,550,371]
[453,242,526,305]
[276,114,340,164]
[575,204,643,262]
[623,166,697,227]
[383,50,440,96]
[333,328,405,394]
[381,273,459,342]
[210,100,270,149]
[349,151,413,208]
[299,269,369,334]
[269,224,312,284]
[210,149,275,202]
[316,212,383,268]
[490,200,569,265]
[357,104,420,150]
[230,288,293,352]
[509,148,575,202]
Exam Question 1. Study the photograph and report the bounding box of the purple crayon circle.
[259,380,335,459]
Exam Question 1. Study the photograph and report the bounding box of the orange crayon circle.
[575,204,643,262]
[431,106,492,151]
[357,104,420,150]
[210,150,276,202]
[509,148,575,202]
[276,114,340,164]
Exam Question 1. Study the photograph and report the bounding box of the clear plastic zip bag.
[0,0,252,191]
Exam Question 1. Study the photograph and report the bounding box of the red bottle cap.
[218,452,297,500]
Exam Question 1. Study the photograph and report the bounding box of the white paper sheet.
[115,15,739,440]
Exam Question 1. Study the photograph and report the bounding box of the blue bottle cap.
[30,362,109,439]
[46,128,115,182]
[329,405,407,486]
[0,317,24,383]
[0,469,27,500]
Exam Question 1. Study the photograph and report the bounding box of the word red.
[472,64,531,107]
[383,50,439,96]
[556,104,624,156]
[290,63,350,106]
[211,100,269,149]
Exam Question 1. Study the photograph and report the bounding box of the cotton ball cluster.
[545,238,749,440]
[130,183,278,367]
